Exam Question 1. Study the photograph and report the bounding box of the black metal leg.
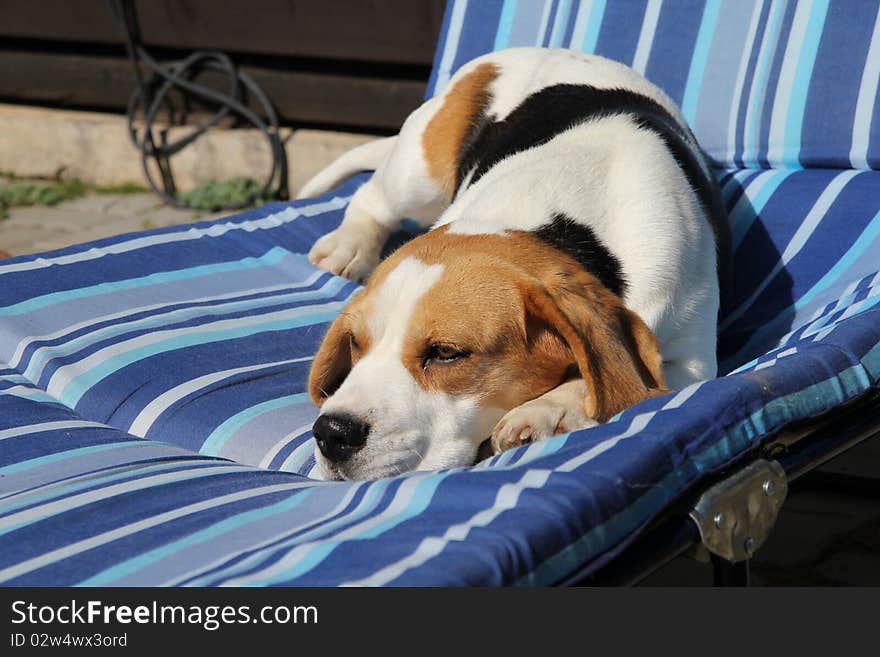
[711,554,750,586]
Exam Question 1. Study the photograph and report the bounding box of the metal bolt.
[714,513,724,528]
[763,480,775,496]
[744,537,755,554]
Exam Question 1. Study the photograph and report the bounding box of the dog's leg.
[655,284,720,389]
[308,97,453,283]
[308,180,397,283]
[661,338,718,389]
[490,379,598,454]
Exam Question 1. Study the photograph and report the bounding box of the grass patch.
[0,177,147,219]
[93,182,147,195]
[175,177,276,211]
[1,179,88,218]
[2,179,87,206]
[0,174,276,219]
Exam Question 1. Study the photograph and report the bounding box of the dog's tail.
[295,136,397,199]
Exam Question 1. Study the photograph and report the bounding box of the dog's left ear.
[308,295,361,405]
[522,270,668,422]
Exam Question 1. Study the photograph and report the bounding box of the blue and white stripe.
[1,1,880,587]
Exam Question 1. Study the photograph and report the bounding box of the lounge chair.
[1,0,878,585]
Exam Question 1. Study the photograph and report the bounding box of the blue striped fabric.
[1,166,878,585]
[1,0,880,585]
[0,178,367,479]
[427,0,880,170]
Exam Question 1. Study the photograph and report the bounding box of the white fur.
[296,137,397,200]
[306,48,721,478]
[491,379,598,453]
[316,257,504,480]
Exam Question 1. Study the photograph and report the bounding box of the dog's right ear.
[520,269,668,423]
[308,299,359,405]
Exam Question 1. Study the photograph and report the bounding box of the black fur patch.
[455,84,731,299]
[533,213,627,297]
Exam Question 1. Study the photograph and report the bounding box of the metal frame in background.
[569,389,880,587]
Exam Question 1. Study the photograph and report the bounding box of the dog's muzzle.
[313,413,371,462]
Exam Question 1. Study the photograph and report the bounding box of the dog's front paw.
[490,398,597,455]
[308,227,381,283]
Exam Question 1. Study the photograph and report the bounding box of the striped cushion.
[2,0,880,586]
[429,0,880,170]
[0,177,367,479]
[1,165,879,585]
[719,168,880,371]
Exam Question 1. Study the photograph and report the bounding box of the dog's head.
[308,228,666,480]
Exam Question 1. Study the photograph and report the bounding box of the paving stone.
[102,193,170,217]
[0,103,375,196]
[0,105,375,259]
[0,224,57,257]
[6,206,117,232]
[56,194,123,215]
[0,194,219,258]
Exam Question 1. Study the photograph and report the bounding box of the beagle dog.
[299,48,729,481]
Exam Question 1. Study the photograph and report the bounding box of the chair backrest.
[427,0,880,170]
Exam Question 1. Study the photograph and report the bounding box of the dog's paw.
[308,227,381,283]
[490,398,597,455]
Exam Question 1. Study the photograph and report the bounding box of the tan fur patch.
[357,227,667,420]
[421,62,499,195]
[310,225,668,421]
[400,260,572,411]
[308,290,374,404]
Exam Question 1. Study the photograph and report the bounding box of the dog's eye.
[424,344,469,366]
[349,334,360,353]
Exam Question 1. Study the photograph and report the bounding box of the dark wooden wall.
[0,0,446,131]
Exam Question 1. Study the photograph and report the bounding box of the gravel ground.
[0,181,228,257]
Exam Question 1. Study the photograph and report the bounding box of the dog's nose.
[313,413,370,462]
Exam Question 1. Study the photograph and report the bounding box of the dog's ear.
[308,303,357,405]
[521,270,668,422]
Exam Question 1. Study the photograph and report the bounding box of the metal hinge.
[688,459,788,563]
